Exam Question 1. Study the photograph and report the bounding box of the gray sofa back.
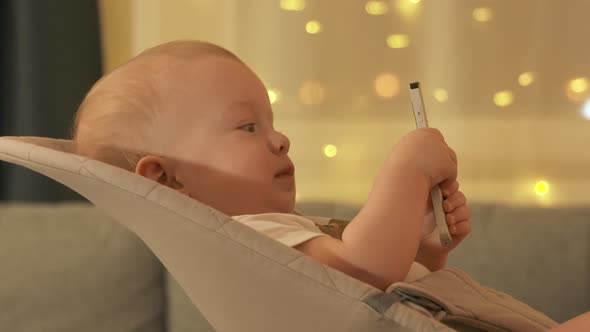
[0,203,167,332]
[0,202,588,332]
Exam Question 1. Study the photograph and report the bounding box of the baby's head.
[73,40,295,215]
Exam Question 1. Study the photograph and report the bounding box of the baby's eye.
[239,123,257,133]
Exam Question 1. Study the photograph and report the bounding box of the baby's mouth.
[275,163,295,178]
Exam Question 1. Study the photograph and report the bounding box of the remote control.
[408,82,453,248]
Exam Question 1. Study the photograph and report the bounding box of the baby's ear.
[136,155,185,190]
[136,155,167,184]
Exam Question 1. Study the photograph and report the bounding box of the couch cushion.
[446,204,590,323]
[0,202,166,332]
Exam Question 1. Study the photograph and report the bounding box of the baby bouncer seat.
[0,137,557,332]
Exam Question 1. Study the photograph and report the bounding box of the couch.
[0,201,588,331]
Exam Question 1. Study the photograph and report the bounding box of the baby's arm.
[340,159,430,289]
[548,311,590,332]
[295,129,457,291]
[295,162,427,290]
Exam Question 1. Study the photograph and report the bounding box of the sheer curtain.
[99,0,590,207]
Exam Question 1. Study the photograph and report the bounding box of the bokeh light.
[518,72,536,86]
[566,77,589,102]
[394,0,421,18]
[374,73,400,98]
[267,89,281,104]
[305,20,322,34]
[472,7,493,22]
[323,144,338,158]
[365,1,388,15]
[433,89,448,102]
[493,90,514,107]
[299,80,326,105]
[569,77,588,93]
[280,0,305,11]
[534,180,550,196]
[386,34,410,49]
[583,100,590,120]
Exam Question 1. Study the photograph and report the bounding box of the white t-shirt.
[233,213,430,282]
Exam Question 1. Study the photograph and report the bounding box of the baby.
[72,40,588,330]
[73,39,467,289]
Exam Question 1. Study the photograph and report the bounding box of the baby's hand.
[441,180,471,243]
[417,180,471,271]
[389,128,458,189]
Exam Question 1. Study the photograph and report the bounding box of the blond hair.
[72,40,241,171]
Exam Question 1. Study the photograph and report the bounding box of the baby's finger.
[446,205,471,225]
[449,219,471,237]
[443,190,467,213]
[440,180,459,198]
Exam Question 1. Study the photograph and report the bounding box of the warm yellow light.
[280,0,305,11]
[365,1,389,15]
[323,144,338,158]
[493,90,514,107]
[433,89,448,102]
[267,89,281,104]
[566,77,589,102]
[518,72,536,86]
[299,81,326,105]
[305,20,322,34]
[472,7,493,22]
[374,73,400,98]
[534,180,550,196]
[386,34,410,49]
[569,77,588,94]
[394,0,421,18]
[583,100,590,120]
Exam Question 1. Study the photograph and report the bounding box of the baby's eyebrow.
[225,100,273,123]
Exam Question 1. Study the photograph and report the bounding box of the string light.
[365,1,388,15]
[493,90,514,107]
[583,100,590,120]
[433,89,448,102]
[394,0,421,18]
[374,73,400,98]
[569,77,588,93]
[566,77,589,102]
[323,144,338,158]
[518,72,536,86]
[305,20,322,34]
[386,34,410,49]
[280,0,305,11]
[534,180,550,196]
[473,7,493,22]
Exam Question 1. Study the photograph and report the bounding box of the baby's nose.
[270,131,290,154]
